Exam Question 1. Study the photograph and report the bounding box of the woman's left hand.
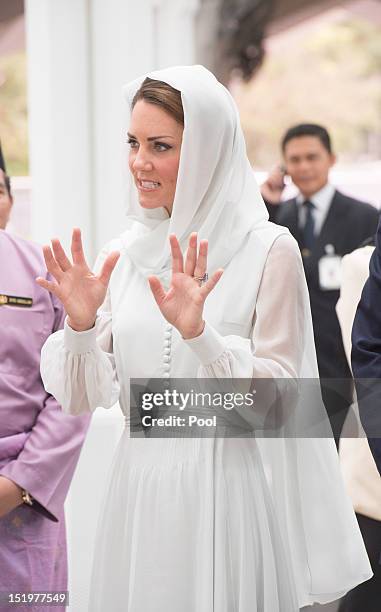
[148,233,223,339]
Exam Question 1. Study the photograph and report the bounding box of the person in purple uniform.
[0,146,91,611]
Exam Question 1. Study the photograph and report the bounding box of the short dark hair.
[281,123,332,154]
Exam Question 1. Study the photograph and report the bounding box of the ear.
[329,153,337,167]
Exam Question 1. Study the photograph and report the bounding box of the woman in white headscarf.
[39,66,372,611]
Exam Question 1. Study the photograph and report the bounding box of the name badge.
[318,245,342,290]
[0,294,33,307]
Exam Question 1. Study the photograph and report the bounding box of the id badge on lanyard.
[318,244,342,290]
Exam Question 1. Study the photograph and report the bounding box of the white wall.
[25,0,93,256]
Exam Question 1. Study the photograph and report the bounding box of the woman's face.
[128,100,183,215]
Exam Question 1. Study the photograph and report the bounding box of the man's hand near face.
[0,168,13,230]
[260,165,285,205]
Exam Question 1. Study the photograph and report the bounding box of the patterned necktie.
[302,200,315,252]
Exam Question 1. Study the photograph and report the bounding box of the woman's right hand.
[36,228,120,331]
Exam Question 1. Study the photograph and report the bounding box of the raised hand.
[260,165,285,205]
[36,228,120,331]
[148,233,223,339]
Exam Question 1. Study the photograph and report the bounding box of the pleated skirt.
[88,430,299,612]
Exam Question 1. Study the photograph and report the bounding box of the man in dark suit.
[351,218,381,476]
[261,124,379,441]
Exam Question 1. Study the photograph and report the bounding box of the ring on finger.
[193,272,208,285]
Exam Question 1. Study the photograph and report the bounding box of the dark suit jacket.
[352,217,381,475]
[272,190,379,380]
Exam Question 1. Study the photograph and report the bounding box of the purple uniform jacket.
[0,230,91,611]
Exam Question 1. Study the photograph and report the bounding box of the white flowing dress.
[41,228,372,612]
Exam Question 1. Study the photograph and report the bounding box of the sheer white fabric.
[41,64,372,612]
[121,65,269,283]
[41,232,372,610]
[42,234,300,413]
[41,243,120,416]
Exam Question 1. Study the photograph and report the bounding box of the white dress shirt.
[296,182,336,236]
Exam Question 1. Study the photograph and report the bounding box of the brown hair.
[132,78,184,126]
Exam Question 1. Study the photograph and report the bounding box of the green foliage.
[0,52,28,175]
[234,17,381,168]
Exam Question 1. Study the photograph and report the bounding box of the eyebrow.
[127,132,175,141]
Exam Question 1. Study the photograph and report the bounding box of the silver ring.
[193,272,208,284]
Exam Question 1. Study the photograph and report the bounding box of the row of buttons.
[163,324,172,379]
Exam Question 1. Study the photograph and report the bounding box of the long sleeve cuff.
[64,317,98,354]
[183,321,226,366]
[0,465,58,522]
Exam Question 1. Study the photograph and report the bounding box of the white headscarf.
[122,64,268,280]
[121,65,372,607]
